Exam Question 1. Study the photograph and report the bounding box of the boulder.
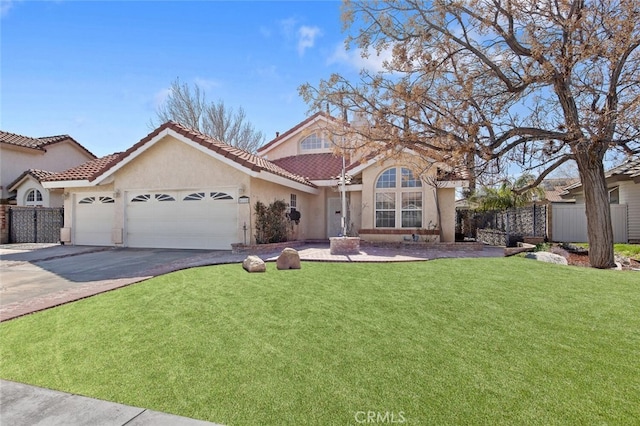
[524,252,568,265]
[243,255,266,273]
[276,247,301,270]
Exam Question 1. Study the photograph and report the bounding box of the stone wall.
[472,205,547,246]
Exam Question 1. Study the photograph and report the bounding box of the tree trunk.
[574,151,616,269]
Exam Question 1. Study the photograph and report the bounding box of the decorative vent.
[211,192,233,200]
[155,193,175,202]
[79,196,114,204]
[184,192,206,201]
[131,194,151,202]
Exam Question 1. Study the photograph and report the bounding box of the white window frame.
[374,167,423,228]
[609,187,619,204]
[300,133,330,150]
[25,189,44,206]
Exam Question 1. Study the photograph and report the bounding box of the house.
[0,130,96,206]
[43,114,468,249]
[559,157,640,243]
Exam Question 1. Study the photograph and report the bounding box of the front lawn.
[1,259,639,425]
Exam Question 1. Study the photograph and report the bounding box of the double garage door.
[74,190,238,249]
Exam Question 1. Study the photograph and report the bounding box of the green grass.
[1,259,639,425]
[614,244,640,260]
[572,243,639,260]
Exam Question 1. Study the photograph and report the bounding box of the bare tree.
[300,0,640,268]
[152,79,265,152]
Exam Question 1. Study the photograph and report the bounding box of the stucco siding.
[262,125,335,161]
[114,135,249,190]
[249,178,312,242]
[437,187,456,242]
[114,135,250,246]
[360,159,445,241]
[1,142,94,200]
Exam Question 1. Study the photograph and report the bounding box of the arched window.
[300,133,330,150]
[25,189,43,206]
[374,167,422,228]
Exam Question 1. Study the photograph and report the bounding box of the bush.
[254,200,289,244]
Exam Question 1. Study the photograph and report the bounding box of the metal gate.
[9,207,64,243]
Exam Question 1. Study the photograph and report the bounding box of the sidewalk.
[1,380,221,426]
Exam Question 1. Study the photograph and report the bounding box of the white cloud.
[279,17,298,38]
[1,0,19,18]
[297,25,322,56]
[327,42,393,73]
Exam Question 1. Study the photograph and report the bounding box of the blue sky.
[1,0,382,157]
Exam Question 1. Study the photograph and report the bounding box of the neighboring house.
[43,114,468,249]
[0,130,96,206]
[540,178,578,204]
[559,157,640,243]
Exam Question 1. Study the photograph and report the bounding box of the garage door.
[126,190,238,249]
[74,194,115,246]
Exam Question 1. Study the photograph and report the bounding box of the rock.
[276,247,301,270]
[524,252,568,265]
[243,255,266,273]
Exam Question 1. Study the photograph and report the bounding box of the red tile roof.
[0,130,96,158]
[44,122,315,188]
[45,153,122,182]
[271,153,349,180]
[7,169,58,190]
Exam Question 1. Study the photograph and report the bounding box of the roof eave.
[42,180,93,189]
[257,171,318,194]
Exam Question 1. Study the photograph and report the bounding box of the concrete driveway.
[0,244,245,321]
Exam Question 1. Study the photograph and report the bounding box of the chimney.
[276,131,280,138]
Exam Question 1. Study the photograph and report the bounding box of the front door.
[327,197,342,237]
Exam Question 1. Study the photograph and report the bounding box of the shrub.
[254,200,289,244]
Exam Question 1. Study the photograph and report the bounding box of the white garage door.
[126,190,238,249]
[74,194,115,246]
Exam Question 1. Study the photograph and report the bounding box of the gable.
[257,112,340,160]
[115,134,249,189]
[43,122,317,194]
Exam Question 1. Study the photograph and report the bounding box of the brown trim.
[358,228,440,235]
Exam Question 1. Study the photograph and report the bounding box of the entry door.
[327,197,342,237]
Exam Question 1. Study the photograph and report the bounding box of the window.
[374,167,423,228]
[25,189,43,206]
[184,192,205,201]
[609,187,620,204]
[300,133,330,150]
[290,193,297,210]
[131,194,151,202]
[79,196,114,204]
[211,192,233,200]
[155,194,175,202]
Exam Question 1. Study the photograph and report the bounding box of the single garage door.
[74,194,115,246]
[126,190,238,249]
